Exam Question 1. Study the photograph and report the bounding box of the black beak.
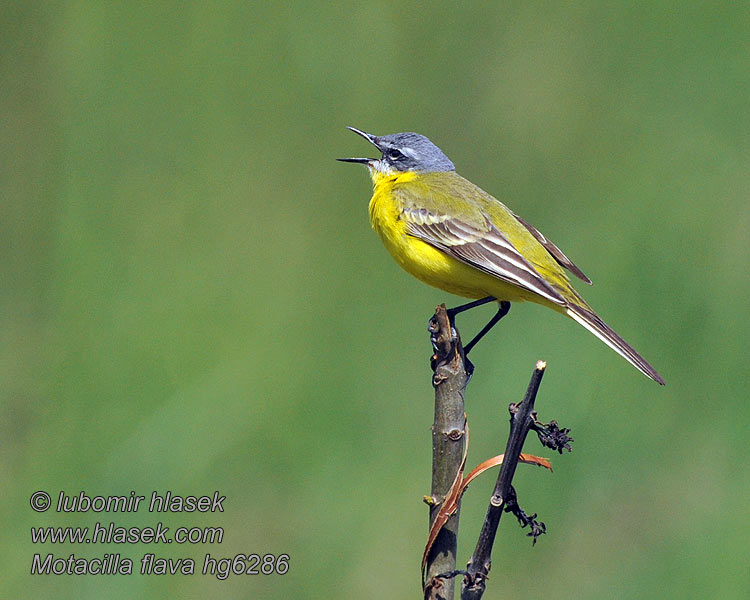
[336,156,372,164]
[336,126,380,164]
[345,126,378,145]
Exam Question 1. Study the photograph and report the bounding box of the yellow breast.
[367,171,526,301]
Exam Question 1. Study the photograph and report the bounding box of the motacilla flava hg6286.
[338,127,664,384]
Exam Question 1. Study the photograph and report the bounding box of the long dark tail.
[566,303,665,385]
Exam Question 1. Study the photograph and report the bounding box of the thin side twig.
[461,361,547,600]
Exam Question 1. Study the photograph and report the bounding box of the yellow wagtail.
[338,127,664,384]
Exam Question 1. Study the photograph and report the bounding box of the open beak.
[336,126,380,164]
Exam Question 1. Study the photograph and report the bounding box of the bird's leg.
[442,297,497,350]
[444,296,496,343]
[446,296,497,319]
[462,301,511,355]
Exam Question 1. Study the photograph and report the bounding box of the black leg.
[462,301,511,355]
[446,296,496,319]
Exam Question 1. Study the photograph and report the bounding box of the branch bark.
[424,305,470,600]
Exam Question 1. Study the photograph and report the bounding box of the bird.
[338,127,665,385]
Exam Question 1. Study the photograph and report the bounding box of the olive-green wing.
[512,212,592,284]
[393,180,567,307]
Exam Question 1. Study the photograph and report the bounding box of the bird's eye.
[386,148,404,161]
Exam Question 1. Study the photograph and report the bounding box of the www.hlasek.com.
[29,490,289,578]
[31,520,224,544]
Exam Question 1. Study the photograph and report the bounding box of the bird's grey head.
[337,127,455,174]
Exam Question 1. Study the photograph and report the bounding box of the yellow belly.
[367,174,552,306]
[394,233,530,300]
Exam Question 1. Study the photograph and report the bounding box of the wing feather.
[402,206,566,306]
[513,213,592,284]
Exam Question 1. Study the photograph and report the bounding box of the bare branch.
[461,361,547,600]
[424,305,471,600]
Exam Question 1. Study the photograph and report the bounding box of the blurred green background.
[2,2,748,598]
